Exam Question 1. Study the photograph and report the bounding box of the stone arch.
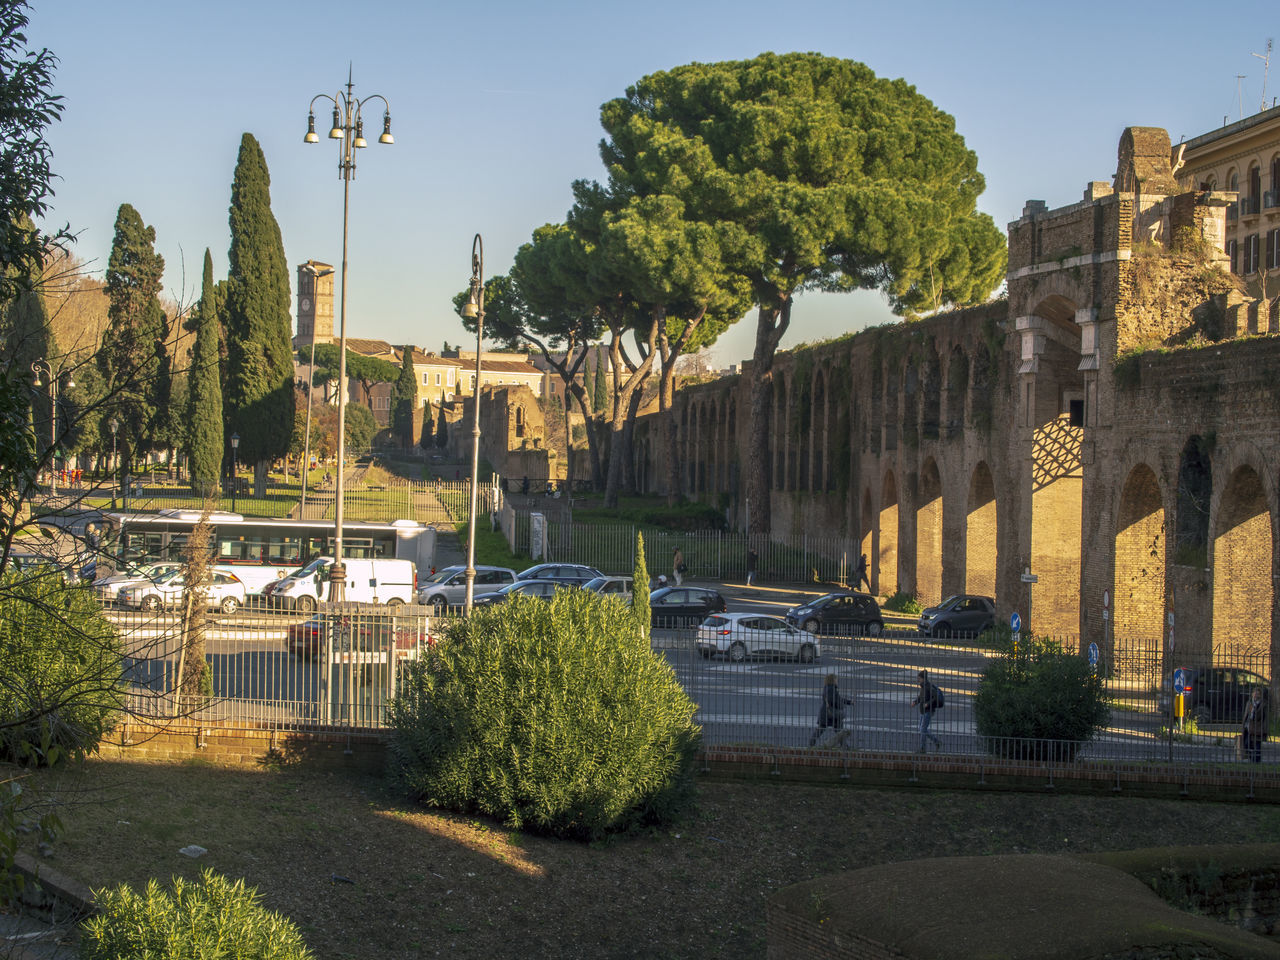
[921,348,941,443]
[945,345,968,440]
[860,486,874,588]
[903,358,919,447]
[514,405,526,439]
[1212,464,1273,661]
[725,397,738,499]
[811,367,826,492]
[878,471,899,597]
[884,362,899,452]
[1174,436,1212,568]
[966,461,998,598]
[793,371,811,491]
[915,457,943,605]
[869,355,883,455]
[1113,464,1166,648]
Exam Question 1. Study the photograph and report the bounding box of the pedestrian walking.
[673,546,685,586]
[746,547,758,587]
[855,553,870,591]
[1243,686,1268,763]
[809,673,853,747]
[911,669,944,753]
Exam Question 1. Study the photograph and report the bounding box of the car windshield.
[153,568,185,585]
[423,567,462,585]
[938,596,961,609]
[295,558,328,578]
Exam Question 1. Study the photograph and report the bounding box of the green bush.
[883,591,922,615]
[81,870,313,960]
[0,569,124,764]
[388,590,700,840]
[973,636,1111,761]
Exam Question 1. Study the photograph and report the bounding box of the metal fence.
[113,601,1278,774]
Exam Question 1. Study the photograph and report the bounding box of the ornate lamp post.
[304,68,394,602]
[459,234,485,614]
[230,432,240,512]
[109,417,119,499]
[30,359,73,496]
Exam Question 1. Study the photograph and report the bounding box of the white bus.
[101,510,435,594]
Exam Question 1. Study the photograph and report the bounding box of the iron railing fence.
[111,601,1278,772]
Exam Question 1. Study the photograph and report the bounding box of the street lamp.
[304,67,394,602]
[299,263,335,515]
[460,233,485,614]
[108,418,119,501]
[30,359,73,496]
[230,432,240,512]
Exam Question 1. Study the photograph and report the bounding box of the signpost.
[1088,641,1099,674]
[1011,611,1021,651]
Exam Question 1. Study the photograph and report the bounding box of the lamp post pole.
[460,234,485,614]
[230,433,240,513]
[299,264,334,515]
[31,359,73,496]
[304,68,394,601]
[109,418,119,502]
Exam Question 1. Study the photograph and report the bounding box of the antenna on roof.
[1252,38,1273,113]
[1237,74,1247,119]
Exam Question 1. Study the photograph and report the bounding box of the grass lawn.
[21,758,1280,960]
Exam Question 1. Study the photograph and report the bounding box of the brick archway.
[1212,464,1273,661]
[1114,463,1166,649]
[966,461,998,598]
[878,471,899,597]
[916,457,943,606]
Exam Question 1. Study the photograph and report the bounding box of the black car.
[516,563,604,586]
[1163,667,1271,726]
[784,592,884,637]
[649,586,728,628]
[917,595,996,638]
[472,578,570,607]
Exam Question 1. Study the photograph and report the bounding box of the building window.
[469,375,475,391]
[1268,228,1280,271]
[435,373,441,386]
[448,370,454,385]
[1228,238,1239,274]
[1244,233,1260,275]
[422,373,429,386]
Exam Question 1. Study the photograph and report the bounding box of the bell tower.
[294,260,335,350]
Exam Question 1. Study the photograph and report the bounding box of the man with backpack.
[911,669,944,753]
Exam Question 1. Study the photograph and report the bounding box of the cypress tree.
[392,345,417,449]
[186,249,223,495]
[592,356,607,413]
[0,239,57,441]
[97,203,166,472]
[224,133,295,490]
[632,530,650,644]
[435,405,448,449]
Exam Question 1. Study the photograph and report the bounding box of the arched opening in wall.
[1175,436,1212,568]
[704,400,716,496]
[921,349,941,442]
[680,405,691,493]
[514,405,526,439]
[829,371,848,493]
[903,360,919,448]
[860,487,873,588]
[1114,464,1166,651]
[946,346,968,440]
[878,471,899,597]
[869,359,882,455]
[966,462,997,598]
[811,369,826,492]
[726,399,738,498]
[697,403,708,495]
[884,364,898,451]
[916,457,943,606]
[970,343,992,433]
[772,374,786,492]
[1212,465,1273,662]
[794,372,811,491]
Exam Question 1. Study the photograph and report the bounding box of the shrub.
[388,590,700,840]
[0,569,124,764]
[883,591,922,615]
[81,870,313,960]
[973,635,1110,761]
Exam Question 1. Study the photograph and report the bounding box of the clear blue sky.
[29,0,1279,367]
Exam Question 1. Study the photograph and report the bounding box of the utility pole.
[1253,39,1273,113]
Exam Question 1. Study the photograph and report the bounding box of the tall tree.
[97,203,166,473]
[0,228,58,440]
[592,355,607,413]
[599,53,1007,534]
[392,344,418,448]
[299,343,398,408]
[224,132,294,495]
[185,250,223,495]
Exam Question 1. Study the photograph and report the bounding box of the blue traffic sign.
[1173,667,1187,695]
[1010,611,1021,633]
[1088,642,1099,666]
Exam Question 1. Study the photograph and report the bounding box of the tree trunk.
[746,299,792,538]
[604,315,658,508]
[567,383,604,489]
[621,378,645,493]
[660,350,680,506]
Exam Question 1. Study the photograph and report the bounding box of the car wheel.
[728,641,747,663]
[140,595,160,612]
[297,595,318,614]
[866,620,884,637]
[220,596,240,614]
[803,618,820,634]
[798,643,816,664]
[431,596,447,614]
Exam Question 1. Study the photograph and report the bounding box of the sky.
[28,0,1280,368]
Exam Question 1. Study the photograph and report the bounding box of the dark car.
[515,563,603,586]
[917,595,996,638]
[649,586,728,628]
[472,578,570,607]
[287,615,432,660]
[1161,667,1271,726]
[785,592,884,637]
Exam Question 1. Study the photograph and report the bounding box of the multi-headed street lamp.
[304,68,394,602]
[229,432,240,512]
[459,234,486,614]
[30,359,73,496]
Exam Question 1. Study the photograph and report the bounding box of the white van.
[267,556,416,612]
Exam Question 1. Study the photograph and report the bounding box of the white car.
[93,562,184,602]
[118,568,247,614]
[697,613,821,663]
[583,575,634,600]
[417,564,517,610]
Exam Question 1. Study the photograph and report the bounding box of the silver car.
[697,613,821,663]
[92,561,184,602]
[417,564,517,611]
[118,568,247,614]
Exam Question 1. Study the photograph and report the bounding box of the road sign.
[1173,667,1187,695]
[1010,611,1021,633]
[1088,642,1099,666]
[1102,590,1110,609]
[1021,572,1039,583]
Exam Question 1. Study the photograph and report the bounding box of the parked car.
[117,568,247,613]
[649,586,728,628]
[917,595,996,638]
[472,578,570,607]
[7,549,81,585]
[267,557,416,611]
[1159,666,1271,726]
[418,564,517,610]
[785,592,884,637]
[516,563,603,586]
[697,613,820,663]
[583,575,633,600]
[287,615,432,660]
[92,561,184,602]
